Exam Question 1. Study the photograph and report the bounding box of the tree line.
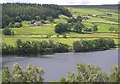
[2,3,72,28]
[2,39,69,55]
[2,63,119,82]
[73,38,115,52]
[2,38,115,55]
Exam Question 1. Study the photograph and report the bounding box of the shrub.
[2,28,14,35]
[14,22,22,28]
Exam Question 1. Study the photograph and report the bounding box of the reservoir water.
[1,49,119,82]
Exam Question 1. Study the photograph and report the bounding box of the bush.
[14,16,22,22]
[63,34,67,38]
[8,22,14,28]
[14,22,22,28]
[2,28,14,35]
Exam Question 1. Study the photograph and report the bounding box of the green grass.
[69,7,105,16]
[86,18,118,24]
[82,21,118,33]
[3,35,119,46]
[1,7,119,48]
[11,24,56,35]
[3,37,80,46]
[97,24,118,32]
[54,18,67,24]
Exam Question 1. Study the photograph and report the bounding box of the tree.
[92,25,98,33]
[14,16,22,22]
[3,28,14,35]
[8,22,14,28]
[83,28,92,33]
[60,63,119,82]
[2,3,72,28]
[14,22,22,28]
[73,22,85,33]
[36,16,41,21]
[67,17,77,23]
[2,15,13,28]
[2,63,44,82]
[76,16,83,22]
[47,16,54,23]
[109,27,115,33]
[55,23,68,34]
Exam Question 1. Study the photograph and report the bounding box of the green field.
[1,6,119,47]
[11,24,56,35]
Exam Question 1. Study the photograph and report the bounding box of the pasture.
[1,6,119,47]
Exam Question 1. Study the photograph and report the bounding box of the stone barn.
[30,21,43,26]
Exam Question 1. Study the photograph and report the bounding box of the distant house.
[92,15,98,17]
[30,21,43,26]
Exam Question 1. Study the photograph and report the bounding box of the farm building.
[30,21,43,26]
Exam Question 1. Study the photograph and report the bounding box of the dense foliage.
[59,63,119,82]
[2,63,119,83]
[2,38,116,55]
[55,23,69,34]
[73,38,115,52]
[2,39,69,55]
[55,16,86,34]
[2,3,72,28]
[2,63,44,82]
[2,28,14,35]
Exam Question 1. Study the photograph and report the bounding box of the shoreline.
[2,48,119,57]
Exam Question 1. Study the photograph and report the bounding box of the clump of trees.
[55,23,69,34]
[8,22,23,28]
[2,63,119,82]
[73,38,115,52]
[60,63,119,82]
[2,3,72,28]
[55,16,99,34]
[2,28,14,35]
[2,38,116,55]
[2,39,69,55]
[2,63,44,82]
[55,16,85,34]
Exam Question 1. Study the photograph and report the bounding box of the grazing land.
[1,5,119,47]
[1,3,119,83]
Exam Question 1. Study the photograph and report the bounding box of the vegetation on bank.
[2,38,115,55]
[1,3,119,55]
[2,39,69,55]
[73,38,115,52]
[2,63,119,82]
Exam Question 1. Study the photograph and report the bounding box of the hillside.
[1,4,119,47]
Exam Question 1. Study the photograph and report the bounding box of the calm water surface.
[1,49,119,81]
